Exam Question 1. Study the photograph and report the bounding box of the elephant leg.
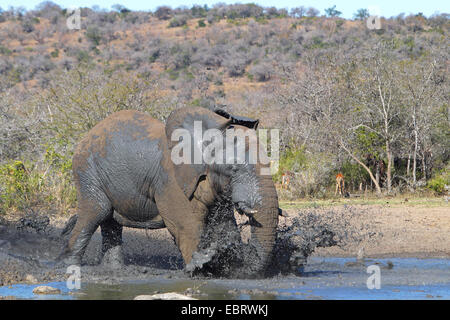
[100,216,124,267]
[101,216,123,253]
[154,177,207,269]
[66,193,113,265]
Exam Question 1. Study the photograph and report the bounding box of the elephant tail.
[61,214,78,237]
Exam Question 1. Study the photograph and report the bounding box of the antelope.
[281,171,292,190]
[335,173,345,196]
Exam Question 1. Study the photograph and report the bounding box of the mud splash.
[189,200,261,277]
[270,206,380,275]
[188,203,380,278]
[0,204,380,285]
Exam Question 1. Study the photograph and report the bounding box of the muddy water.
[1,207,448,300]
[2,257,449,300]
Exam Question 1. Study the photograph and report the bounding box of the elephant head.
[165,107,279,276]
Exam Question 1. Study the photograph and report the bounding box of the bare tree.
[399,53,447,185]
[306,7,320,18]
[347,43,407,193]
[290,6,306,18]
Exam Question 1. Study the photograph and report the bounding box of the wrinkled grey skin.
[61,107,279,276]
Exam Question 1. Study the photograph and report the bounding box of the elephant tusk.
[236,202,258,215]
[278,208,288,217]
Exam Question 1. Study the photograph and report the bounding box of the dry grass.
[280,196,448,209]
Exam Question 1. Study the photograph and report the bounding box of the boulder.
[134,293,197,300]
[32,286,61,295]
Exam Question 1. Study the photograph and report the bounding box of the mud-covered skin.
[165,108,279,275]
[66,110,205,267]
[64,108,280,276]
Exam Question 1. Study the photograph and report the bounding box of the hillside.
[0,3,449,214]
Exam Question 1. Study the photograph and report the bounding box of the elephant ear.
[213,108,260,129]
[165,107,232,199]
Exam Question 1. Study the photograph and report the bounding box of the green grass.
[279,196,448,210]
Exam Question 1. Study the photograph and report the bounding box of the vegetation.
[0,2,449,214]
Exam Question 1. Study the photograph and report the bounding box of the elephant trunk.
[247,168,279,276]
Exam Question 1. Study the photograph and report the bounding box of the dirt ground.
[0,200,449,289]
[289,204,450,259]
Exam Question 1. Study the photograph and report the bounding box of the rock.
[25,274,38,284]
[134,293,197,300]
[32,286,61,295]
[184,287,201,295]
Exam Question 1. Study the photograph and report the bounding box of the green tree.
[325,5,342,17]
[353,8,369,20]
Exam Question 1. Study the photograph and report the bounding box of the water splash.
[191,204,380,278]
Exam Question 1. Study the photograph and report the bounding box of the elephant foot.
[101,246,125,269]
[55,241,82,267]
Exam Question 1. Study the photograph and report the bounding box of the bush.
[155,6,172,20]
[0,150,77,214]
[0,161,43,213]
[85,26,103,45]
[21,19,35,33]
[198,19,206,27]
[168,15,188,28]
[50,49,59,58]
[248,62,274,82]
[275,147,333,199]
[224,56,247,77]
[0,45,12,56]
[427,170,450,195]
[42,145,76,211]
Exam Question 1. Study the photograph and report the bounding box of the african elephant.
[61,107,279,276]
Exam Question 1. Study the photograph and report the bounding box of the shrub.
[21,19,35,33]
[42,145,76,211]
[155,6,172,20]
[168,15,188,28]
[85,26,103,45]
[76,50,91,63]
[0,161,43,213]
[191,5,208,18]
[0,152,77,214]
[224,56,247,77]
[248,62,274,82]
[198,19,206,27]
[0,45,12,56]
[275,147,333,199]
[50,48,59,58]
[427,170,450,195]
